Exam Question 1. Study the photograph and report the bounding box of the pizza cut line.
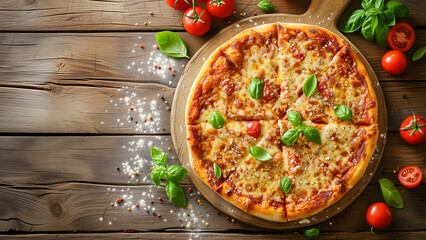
[186,23,378,222]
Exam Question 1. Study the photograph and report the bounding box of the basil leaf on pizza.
[165,180,186,208]
[249,77,264,99]
[280,176,292,193]
[166,165,188,183]
[287,111,302,126]
[281,128,301,147]
[249,146,272,161]
[302,74,317,98]
[334,105,353,120]
[150,147,167,166]
[302,125,322,144]
[209,112,225,129]
[213,162,222,179]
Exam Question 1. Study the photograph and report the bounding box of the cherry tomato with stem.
[399,112,426,145]
[388,23,415,52]
[207,0,235,19]
[382,50,407,75]
[366,202,392,230]
[247,121,261,138]
[183,6,212,36]
[398,166,423,188]
[165,0,192,10]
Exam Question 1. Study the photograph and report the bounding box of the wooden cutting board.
[171,0,387,229]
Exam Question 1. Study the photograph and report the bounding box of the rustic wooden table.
[0,0,424,239]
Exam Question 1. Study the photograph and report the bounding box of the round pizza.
[185,23,378,222]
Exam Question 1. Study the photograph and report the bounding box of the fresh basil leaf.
[302,125,321,144]
[156,31,189,59]
[379,178,404,208]
[361,15,379,41]
[302,74,317,98]
[249,77,264,99]
[386,0,410,18]
[280,176,292,193]
[365,8,380,17]
[361,0,375,10]
[413,46,426,61]
[340,9,366,33]
[151,165,166,186]
[166,165,188,183]
[281,128,301,147]
[287,111,302,126]
[213,163,222,179]
[209,112,225,129]
[257,0,277,12]
[334,105,353,120]
[375,22,389,47]
[379,9,395,27]
[302,228,320,239]
[150,147,167,166]
[374,0,385,11]
[165,180,186,208]
[249,146,272,161]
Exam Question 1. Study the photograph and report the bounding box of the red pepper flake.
[168,66,171,70]
[158,197,162,201]
[158,66,161,70]
[157,214,161,217]
[136,204,139,207]
[194,198,197,200]
[144,119,147,122]
[154,65,157,68]
[172,73,175,76]
[180,21,183,25]
[179,218,182,222]
[189,187,192,191]
[128,175,131,178]
[116,200,120,203]
[226,217,230,220]
[119,197,123,202]
[139,45,144,48]
[173,69,176,72]
[130,107,134,111]
[156,46,159,50]
[253,12,257,15]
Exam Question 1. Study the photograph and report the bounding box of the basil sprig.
[149,148,188,207]
[257,0,277,12]
[249,146,272,161]
[213,162,222,179]
[281,111,321,146]
[249,77,264,99]
[340,0,410,47]
[156,31,190,58]
[302,228,320,239]
[334,105,353,121]
[209,112,225,129]
[379,178,403,208]
[280,176,292,193]
[302,74,317,98]
[413,46,426,61]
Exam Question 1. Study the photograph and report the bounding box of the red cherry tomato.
[398,166,423,188]
[247,121,261,138]
[183,6,212,36]
[366,202,392,230]
[382,50,407,75]
[388,23,415,52]
[399,112,426,145]
[165,0,192,10]
[207,0,235,19]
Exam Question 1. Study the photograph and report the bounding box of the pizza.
[185,23,378,222]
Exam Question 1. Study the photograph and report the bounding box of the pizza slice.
[318,44,377,125]
[187,120,276,189]
[279,120,350,221]
[215,120,287,222]
[298,122,378,187]
[277,23,345,110]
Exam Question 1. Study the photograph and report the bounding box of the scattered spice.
[127,208,131,211]
[329,221,333,226]
[168,147,171,151]
[158,66,162,70]
[172,73,175,76]
[231,219,235,222]
[140,45,144,48]
[182,65,186,68]
[254,12,257,15]
[106,193,109,196]
[206,222,209,226]
[158,197,162,201]
[157,214,161,217]
[189,187,192,191]
[168,66,172,70]
[136,204,139,207]
[110,203,114,206]
[144,22,147,25]
[156,46,159,50]
[166,106,170,110]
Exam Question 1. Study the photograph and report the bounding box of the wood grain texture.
[1,231,425,240]
[0,0,423,31]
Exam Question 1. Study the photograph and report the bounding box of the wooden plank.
[0,0,423,31]
[0,231,425,240]
[0,135,424,232]
[0,84,174,134]
[0,134,423,187]
[0,81,424,134]
[0,0,309,32]
[0,31,425,89]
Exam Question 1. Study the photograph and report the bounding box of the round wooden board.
[171,0,387,229]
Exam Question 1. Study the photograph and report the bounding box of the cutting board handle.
[301,0,351,30]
